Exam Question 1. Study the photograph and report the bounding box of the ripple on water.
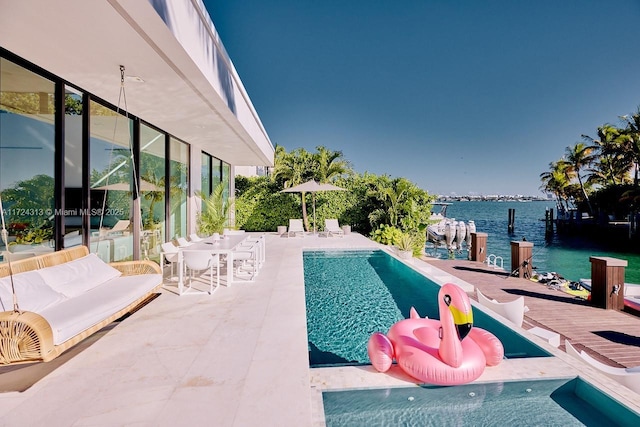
[304,251,403,365]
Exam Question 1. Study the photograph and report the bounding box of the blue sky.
[205,0,640,197]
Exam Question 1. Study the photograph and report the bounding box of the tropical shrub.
[234,147,436,240]
[235,176,300,231]
[196,182,233,235]
[395,232,415,252]
[371,224,403,246]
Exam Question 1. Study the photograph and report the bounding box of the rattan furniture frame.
[0,246,162,365]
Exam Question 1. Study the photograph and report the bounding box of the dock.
[420,257,640,368]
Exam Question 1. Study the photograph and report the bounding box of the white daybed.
[0,246,162,365]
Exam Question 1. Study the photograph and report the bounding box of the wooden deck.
[420,257,640,368]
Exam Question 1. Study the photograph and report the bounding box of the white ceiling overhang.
[0,0,274,167]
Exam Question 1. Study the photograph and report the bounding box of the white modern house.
[0,0,274,262]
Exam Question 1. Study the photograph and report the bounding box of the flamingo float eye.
[443,295,451,306]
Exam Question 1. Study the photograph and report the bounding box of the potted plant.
[196,182,234,236]
[395,233,415,259]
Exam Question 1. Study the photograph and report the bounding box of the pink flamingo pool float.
[367,283,504,385]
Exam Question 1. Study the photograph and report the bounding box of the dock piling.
[589,257,627,310]
[510,240,533,279]
[470,232,487,263]
[545,208,554,240]
[508,208,515,233]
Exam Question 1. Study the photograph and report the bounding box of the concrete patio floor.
[1,233,639,426]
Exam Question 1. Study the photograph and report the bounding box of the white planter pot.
[398,250,413,260]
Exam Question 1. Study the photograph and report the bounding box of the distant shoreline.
[436,196,552,202]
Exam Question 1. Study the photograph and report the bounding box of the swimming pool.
[322,377,640,426]
[304,249,550,367]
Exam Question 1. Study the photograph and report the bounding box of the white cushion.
[37,253,122,298]
[0,270,67,312]
[39,273,161,345]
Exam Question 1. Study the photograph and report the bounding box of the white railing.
[485,254,504,270]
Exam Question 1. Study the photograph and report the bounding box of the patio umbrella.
[280,180,347,233]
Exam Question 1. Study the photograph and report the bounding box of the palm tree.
[312,146,350,183]
[563,143,596,214]
[271,147,314,231]
[618,108,640,186]
[539,161,572,212]
[583,125,631,187]
[586,155,632,188]
[374,178,412,227]
[140,171,165,229]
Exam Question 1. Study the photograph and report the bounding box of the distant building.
[235,165,272,178]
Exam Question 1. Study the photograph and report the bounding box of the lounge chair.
[476,288,529,327]
[107,220,130,235]
[288,219,305,237]
[324,219,344,237]
[176,236,192,247]
[565,341,640,394]
[97,219,130,237]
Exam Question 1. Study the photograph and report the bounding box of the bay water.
[428,200,640,284]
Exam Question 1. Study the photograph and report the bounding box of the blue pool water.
[322,378,640,426]
[304,250,549,367]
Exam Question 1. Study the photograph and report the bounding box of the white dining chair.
[182,250,221,294]
[243,234,265,267]
[233,241,259,281]
[189,233,203,242]
[160,241,180,279]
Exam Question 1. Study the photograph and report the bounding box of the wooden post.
[545,208,554,239]
[589,257,627,310]
[510,240,533,279]
[508,208,515,233]
[470,232,487,263]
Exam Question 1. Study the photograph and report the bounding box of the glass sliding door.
[201,152,224,197]
[0,57,55,257]
[222,161,230,200]
[201,152,211,199]
[140,123,165,260]
[169,137,188,240]
[89,100,133,262]
[63,85,84,248]
[213,157,222,191]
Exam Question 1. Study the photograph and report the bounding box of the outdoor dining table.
[176,234,247,295]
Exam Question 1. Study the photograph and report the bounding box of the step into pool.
[322,377,640,426]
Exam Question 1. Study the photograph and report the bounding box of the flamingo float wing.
[468,327,504,366]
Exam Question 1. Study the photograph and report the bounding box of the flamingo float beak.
[448,303,473,341]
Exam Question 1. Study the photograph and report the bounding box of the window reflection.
[169,137,188,239]
[201,152,211,199]
[140,124,165,260]
[0,57,55,258]
[89,100,133,262]
[63,85,84,249]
